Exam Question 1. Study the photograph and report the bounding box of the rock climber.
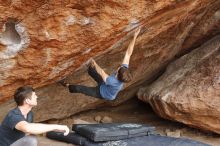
[59,27,141,101]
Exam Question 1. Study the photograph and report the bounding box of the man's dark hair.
[14,86,35,106]
[117,67,133,82]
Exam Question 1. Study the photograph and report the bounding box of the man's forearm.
[25,123,62,135]
[16,121,69,136]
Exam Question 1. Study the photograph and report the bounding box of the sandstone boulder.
[138,35,220,134]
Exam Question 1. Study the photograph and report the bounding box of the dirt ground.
[39,97,220,146]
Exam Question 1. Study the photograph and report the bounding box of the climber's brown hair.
[117,67,133,82]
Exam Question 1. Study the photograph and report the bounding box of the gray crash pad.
[72,123,155,142]
[46,131,87,145]
[84,135,210,146]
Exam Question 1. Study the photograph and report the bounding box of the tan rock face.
[0,0,220,122]
[138,36,220,134]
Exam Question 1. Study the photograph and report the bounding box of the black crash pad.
[72,123,155,142]
[84,135,210,146]
[46,131,87,145]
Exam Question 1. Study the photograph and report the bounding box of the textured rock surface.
[0,0,220,122]
[138,35,220,134]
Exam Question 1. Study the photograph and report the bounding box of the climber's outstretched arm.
[122,27,141,65]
